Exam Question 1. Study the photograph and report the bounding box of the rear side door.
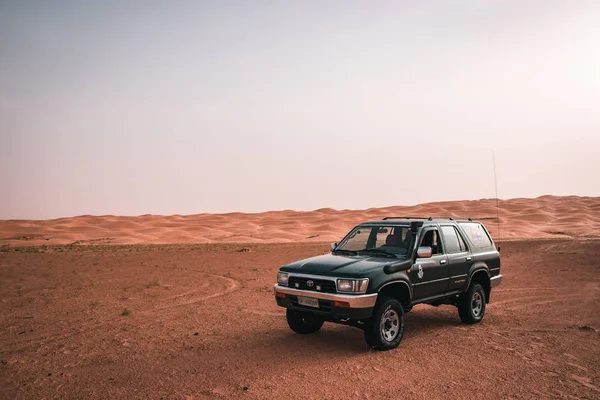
[439,225,473,292]
[412,226,449,301]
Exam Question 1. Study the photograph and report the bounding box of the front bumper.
[274,284,377,320]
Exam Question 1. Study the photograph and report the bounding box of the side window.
[420,229,444,255]
[441,226,468,253]
[459,222,493,248]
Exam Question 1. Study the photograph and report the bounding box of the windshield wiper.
[332,249,359,256]
[358,249,397,258]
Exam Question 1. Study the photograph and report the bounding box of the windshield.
[334,225,414,257]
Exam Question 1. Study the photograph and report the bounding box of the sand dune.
[1,195,599,246]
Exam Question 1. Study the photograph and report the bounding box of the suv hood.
[279,254,411,278]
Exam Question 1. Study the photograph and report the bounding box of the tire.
[364,297,405,351]
[286,309,324,334]
[458,282,486,324]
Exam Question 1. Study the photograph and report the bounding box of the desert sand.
[1,195,599,247]
[1,196,599,399]
[0,240,599,399]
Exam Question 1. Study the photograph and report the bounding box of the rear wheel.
[286,309,324,334]
[364,297,405,350]
[458,282,486,324]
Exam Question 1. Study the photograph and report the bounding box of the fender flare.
[377,279,413,303]
[466,263,490,289]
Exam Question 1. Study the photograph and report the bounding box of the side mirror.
[330,242,338,251]
[417,246,432,258]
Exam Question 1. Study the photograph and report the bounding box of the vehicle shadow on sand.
[185,308,473,388]
[404,308,464,333]
[230,307,465,359]
[262,308,465,353]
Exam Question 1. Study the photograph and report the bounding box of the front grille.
[288,276,337,293]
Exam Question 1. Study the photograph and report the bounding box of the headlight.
[277,271,289,286]
[336,278,369,294]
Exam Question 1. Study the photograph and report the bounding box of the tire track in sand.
[0,271,241,353]
[148,273,240,312]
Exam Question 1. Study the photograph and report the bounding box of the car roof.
[358,217,476,226]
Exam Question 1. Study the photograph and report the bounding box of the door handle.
[466,256,472,262]
[440,259,447,265]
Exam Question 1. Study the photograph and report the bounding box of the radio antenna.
[492,151,501,245]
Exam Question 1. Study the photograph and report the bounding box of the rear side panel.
[456,222,500,292]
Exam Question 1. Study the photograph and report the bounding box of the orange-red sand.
[1,196,599,398]
[1,195,598,247]
[1,240,599,398]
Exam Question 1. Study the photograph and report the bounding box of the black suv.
[274,217,502,350]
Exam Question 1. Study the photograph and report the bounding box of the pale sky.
[1,1,599,219]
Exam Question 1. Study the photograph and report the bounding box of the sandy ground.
[1,239,599,399]
[1,196,599,246]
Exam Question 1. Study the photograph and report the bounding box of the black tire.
[364,297,405,351]
[458,282,486,324]
[286,309,324,334]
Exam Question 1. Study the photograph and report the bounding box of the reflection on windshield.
[334,225,414,256]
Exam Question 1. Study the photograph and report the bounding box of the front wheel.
[364,297,405,351]
[458,282,486,324]
[286,309,324,334]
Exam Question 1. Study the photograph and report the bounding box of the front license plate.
[297,296,319,308]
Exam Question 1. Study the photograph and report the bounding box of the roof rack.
[382,216,428,220]
[427,216,472,221]
[383,215,498,222]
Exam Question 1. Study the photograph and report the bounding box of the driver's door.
[412,227,450,301]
